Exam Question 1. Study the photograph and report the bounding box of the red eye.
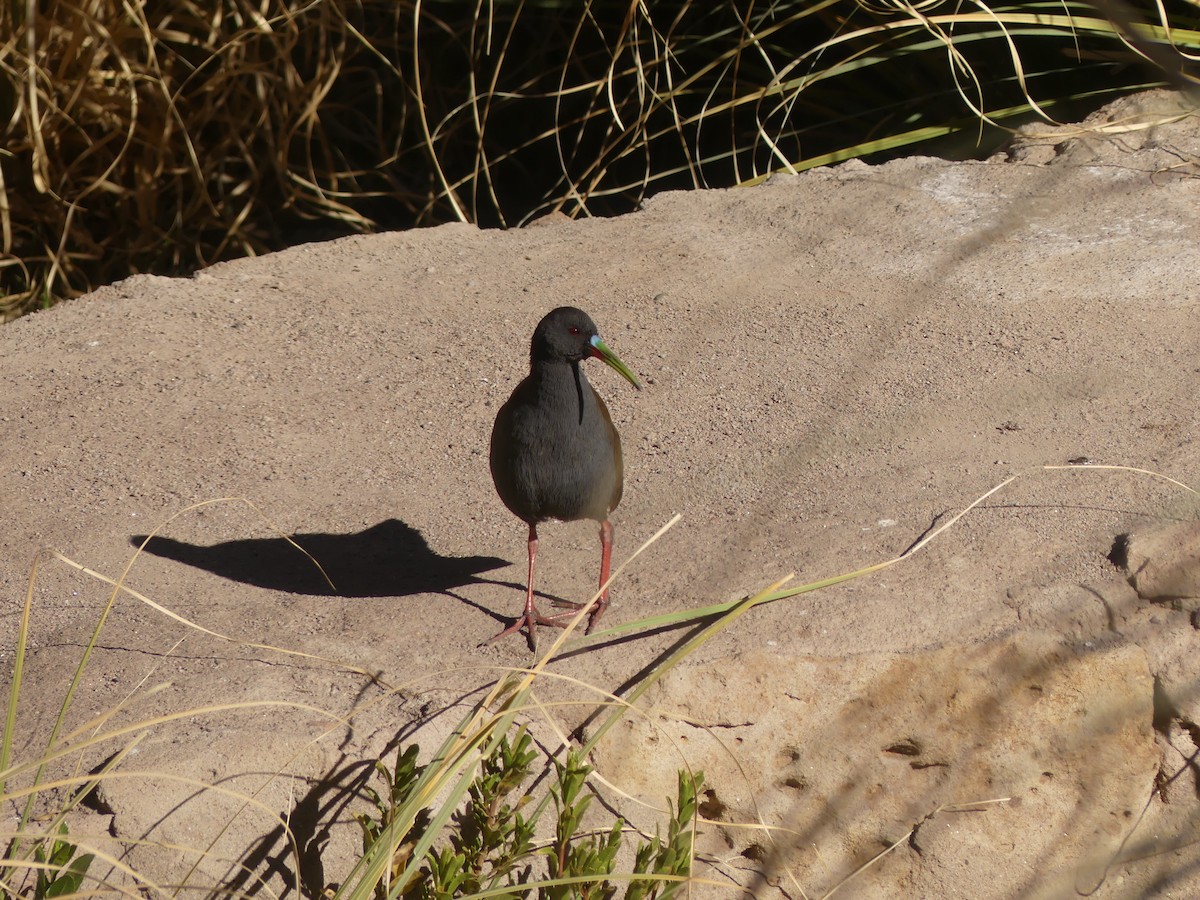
[569,326,580,335]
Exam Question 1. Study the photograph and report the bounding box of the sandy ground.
[4,89,1200,897]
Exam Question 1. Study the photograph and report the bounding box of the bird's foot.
[584,599,609,635]
[483,605,579,650]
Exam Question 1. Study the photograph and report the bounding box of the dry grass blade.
[331,516,699,900]
[41,496,422,689]
[1042,462,1199,496]
[588,462,1198,643]
[819,798,1012,899]
[583,475,1013,642]
[0,541,356,899]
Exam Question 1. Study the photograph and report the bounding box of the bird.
[488,306,641,648]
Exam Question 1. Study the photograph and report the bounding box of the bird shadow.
[130,518,512,599]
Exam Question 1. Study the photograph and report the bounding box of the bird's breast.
[490,372,623,524]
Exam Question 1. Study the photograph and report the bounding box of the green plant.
[351,723,703,899]
[627,770,701,900]
[29,824,95,900]
[450,728,539,893]
[0,822,96,900]
[356,744,433,899]
[542,752,623,900]
[354,731,539,898]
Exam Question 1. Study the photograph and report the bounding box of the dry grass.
[0,0,415,318]
[1,0,1194,318]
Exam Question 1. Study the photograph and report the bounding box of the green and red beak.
[589,334,642,390]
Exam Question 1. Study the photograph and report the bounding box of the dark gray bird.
[488,306,641,647]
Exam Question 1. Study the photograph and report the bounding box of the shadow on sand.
[130,518,508,598]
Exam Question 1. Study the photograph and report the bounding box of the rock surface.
[3,89,1200,897]
[1115,521,1200,600]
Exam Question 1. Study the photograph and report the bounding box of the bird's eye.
[569,326,580,335]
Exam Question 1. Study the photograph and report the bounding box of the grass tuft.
[2,1,1195,317]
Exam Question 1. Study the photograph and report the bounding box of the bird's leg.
[587,519,615,634]
[486,523,575,649]
[524,523,540,643]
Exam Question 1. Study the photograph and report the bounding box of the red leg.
[486,524,574,649]
[587,519,614,634]
[524,523,540,644]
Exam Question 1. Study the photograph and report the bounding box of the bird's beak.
[589,335,642,390]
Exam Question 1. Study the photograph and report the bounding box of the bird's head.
[531,306,642,390]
